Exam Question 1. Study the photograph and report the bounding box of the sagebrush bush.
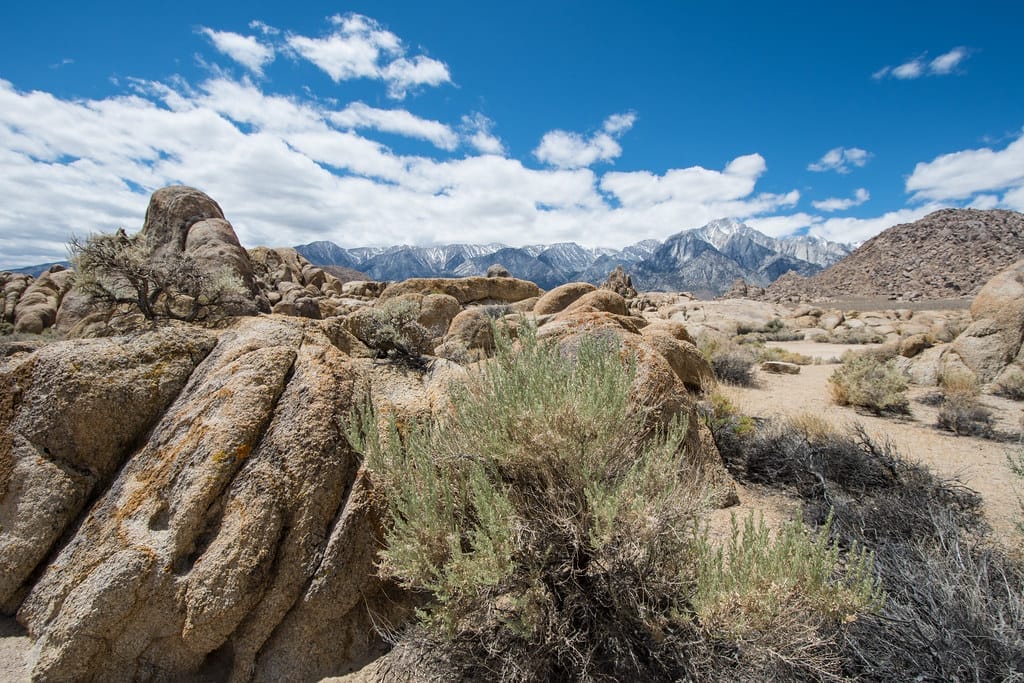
[709,416,1024,681]
[829,355,910,414]
[350,326,880,681]
[820,327,886,345]
[937,393,994,437]
[935,369,994,438]
[701,339,757,386]
[993,368,1024,401]
[756,345,816,365]
[362,298,431,360]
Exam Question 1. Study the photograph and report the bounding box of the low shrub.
[829,355,910,415]
[351,326,881,681]
[756,345,816,365]
[351,326,704,680]
[710,416,1024,681]
[826,327,886,345]
[993,368,1024,401]
[735,318,804,343]
[936,392,994,438]
[935,369,995,438]
[361,298,431,360]
[700,339,757,386]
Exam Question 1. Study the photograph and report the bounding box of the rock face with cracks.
[3,317,433,681]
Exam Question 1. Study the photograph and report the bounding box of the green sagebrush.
[348,324,882,681]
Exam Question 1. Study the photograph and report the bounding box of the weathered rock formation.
[600,265,638,299]
[11,266,74,334]
[942,259,1024,384]
[1,291,733,680]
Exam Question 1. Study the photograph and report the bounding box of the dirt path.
[721,349,1022,546]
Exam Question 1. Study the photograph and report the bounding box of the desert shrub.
[839,342,899,364]
[935,369,994,438]
[821,327,886,345]
[736,317,804,343]
[700,340,757,386]
[69,231,248,322]
[350,326,702,680]
[710,417,1024,681]
[699,391,756,447]
[829,355,910,415]
[756,345,816,365]
[937,393,994,437]
[993,368,1024,401]
[351,326,879,681]
[0,321,13,336]
[1009,448,1024,538]
[361,298,431,360]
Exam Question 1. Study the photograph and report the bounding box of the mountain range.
[296,218,851,296]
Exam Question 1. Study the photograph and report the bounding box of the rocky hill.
[296,219,849,295]
[762,209,1024,301]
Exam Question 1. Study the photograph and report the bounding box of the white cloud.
[1003,186,1024,211]
[329,102,458,150]
[808,147,870,174]
[381,56,451,99]
[200,28,274,76]
[602,112,636,135]
[461,113,504,155]
[248,20,279,36]
[808,204,945,243]
[746,213,818,238]
[284,13,450,99]
[892,57,925,79]
[534,113,635,169]
[930,47,969,74]
[0,73,820,267]
[873,47,971,80]
[906,131,1024,203]
[812,187,870,212]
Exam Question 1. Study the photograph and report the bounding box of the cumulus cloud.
[461,113,504,155]
[873,47,971,80]
[534,112,636,169]
[284,13,450,99]
[807,205,945,244]
[0,72,819,267]
[930,47,970,74]
[812,187,870,212]
[329,102,458,150]
[808,147,871,174]
[199,28,274,76]
[906,130,1024,204]
[248,20,279,36]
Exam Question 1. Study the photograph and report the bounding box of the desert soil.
[712,340,1023,547]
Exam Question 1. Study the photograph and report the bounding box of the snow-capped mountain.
[294,219,851,295]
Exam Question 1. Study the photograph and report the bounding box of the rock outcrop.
[11,266,74,334]
[763,209,1024,301]
[600,265,638,299]
[946,259,1024,383]
[1,301,732,680]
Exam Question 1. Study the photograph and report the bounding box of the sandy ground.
[717,344,1022,546]
[0,616,29,682]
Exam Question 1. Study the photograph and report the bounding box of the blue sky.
[1,0,1022,267]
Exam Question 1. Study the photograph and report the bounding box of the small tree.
[69,230,247,322]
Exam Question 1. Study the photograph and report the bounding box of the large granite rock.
[948,259,1024,382]
[12,267,75,334]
